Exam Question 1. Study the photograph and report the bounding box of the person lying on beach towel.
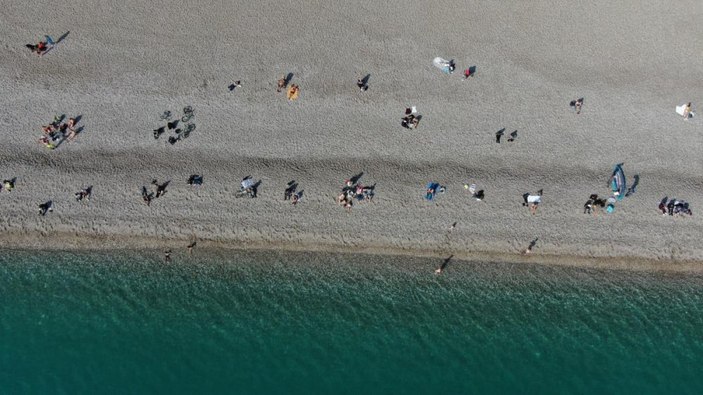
[287,84,300,100]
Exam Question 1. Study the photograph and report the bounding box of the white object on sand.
[676,104,695,118]
[527,195,541,204]
[432,57,451,73]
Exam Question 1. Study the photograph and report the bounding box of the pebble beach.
[1,0,702,269]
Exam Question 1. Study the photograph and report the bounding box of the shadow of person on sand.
[56,31,70,44]
[349,172,364,185]
[285,180,298,200]
[435,254,453,274]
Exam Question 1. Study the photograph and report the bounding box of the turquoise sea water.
[1,249,702,394]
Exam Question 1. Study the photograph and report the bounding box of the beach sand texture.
[0,0,701,266]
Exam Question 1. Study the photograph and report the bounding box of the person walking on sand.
[164,249,172,262]
[228,80,241,92]
[522,238,538,254]
[356,78,368,91]
[38,201,53,216]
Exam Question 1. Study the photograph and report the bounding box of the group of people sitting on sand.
[583,194,607,215]
[74,186,92,202]
[277,75,300,100]
[38,115,79,149]
[401,107,421,129]
[659,197,693,217]
[337,179,375,211]
[141,180,169,206]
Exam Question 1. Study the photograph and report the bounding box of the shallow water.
[1,249,702,394]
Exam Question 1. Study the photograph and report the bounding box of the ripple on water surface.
[0,249,702,394]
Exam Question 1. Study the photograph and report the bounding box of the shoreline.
[2,1,701,276]
[2,230,702,274]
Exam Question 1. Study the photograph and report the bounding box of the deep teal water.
[1,249,702,394]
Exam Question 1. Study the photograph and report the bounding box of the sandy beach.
[0,0,702,269]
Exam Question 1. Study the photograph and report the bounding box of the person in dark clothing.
[187,175,203,186]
